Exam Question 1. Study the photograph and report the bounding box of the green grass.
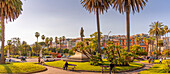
[0,63,46,73]
[139,60,170,74]
[45,60,143,71]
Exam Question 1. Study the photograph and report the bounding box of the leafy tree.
[68,49,74,55]
[110,0,148,52]
[32,42,42,56]
[149,21,164,58]
[135,37,141,45]
[81,0,110,57]
[63,48,69,53]
[0,0,23,63]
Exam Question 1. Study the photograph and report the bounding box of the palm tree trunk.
[156,36,158,59]
[126,11,130,52]
[96,8,102,60]
[1,14,5,64]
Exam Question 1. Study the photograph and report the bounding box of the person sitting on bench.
[63,61,68,70]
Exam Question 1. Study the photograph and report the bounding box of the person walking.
[63,61,68,70]
[159,58,162,64]
[148,58,151,63]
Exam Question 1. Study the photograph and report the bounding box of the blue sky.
[5,0,170,44]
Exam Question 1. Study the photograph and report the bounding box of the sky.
[5,0,170,45]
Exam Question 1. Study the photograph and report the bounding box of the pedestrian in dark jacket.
[63,61,68,70]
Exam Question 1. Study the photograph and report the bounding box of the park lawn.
[139,60,170,74]
[45,60,143,71]
[141,59,170,63]
[0,62,46,73]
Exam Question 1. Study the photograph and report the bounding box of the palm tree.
[149,21,164,58]
[41,35,45,41]
[35,32,40,42]
[110,0,148,52]
[49,37,53,47]
[81,0,110,55]
[0,0,23,64]
[45,37,49,49]
[55,37,58,51]
[41,35,45,57]
[59,37,62,53]
[7,40,12,58]
[164,25,170,49]
[62,36,65,45]
[80,27,85,41]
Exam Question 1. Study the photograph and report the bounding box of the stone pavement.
[34,61,154,74]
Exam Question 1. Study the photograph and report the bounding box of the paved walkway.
[118,62,153,74]
[34,61,153,74]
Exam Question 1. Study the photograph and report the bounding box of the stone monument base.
[64,52,89,62]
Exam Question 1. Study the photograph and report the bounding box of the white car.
[44,56,55,62]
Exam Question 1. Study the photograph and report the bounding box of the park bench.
[100,65,110,73]
[68,64,77,70]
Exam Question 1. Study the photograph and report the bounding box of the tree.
[149,21,164,58]
[110,0,148,52]
[55,37,58,52]
[35,32,40,42]
[49,37,53,47]
[135,37,141,45]
[7,40,12,58]
[0,0,23,64]
[41,35,45,41]
[41,35,45,57]
[32,42,42,56]
[80,27,85,41]
[62,36,65,45]
[164,25,170,49]
[45,37,49,48]
[81,0,110,57]
[59,37,62,53]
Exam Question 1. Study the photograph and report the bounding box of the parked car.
[165,57,170,60]
[62,55,66,58]
[57,54,62,58]
[67,55,71,58]
[44,56,55,62]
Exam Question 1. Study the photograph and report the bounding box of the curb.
[23,67,48,74]
[43,63,145,73]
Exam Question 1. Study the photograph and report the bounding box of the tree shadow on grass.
[2,65,12,73]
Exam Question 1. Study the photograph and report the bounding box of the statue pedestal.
[64,52,89,62]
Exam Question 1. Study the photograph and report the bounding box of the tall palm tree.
[49,37,53,47]
[7,40,12,58]
[164,25,170,49]
[80,27,85,41]
[41,35,45,41]
[62,36,65,45]
[55,37,58,51]
[45,37,49,49]
[35,32,40,42]
[41,35,45,57]
[110,0,148,52]
[59,37,62,53]
[149,21,164,58]
[0,0,23,63]
[81,0,110,55]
